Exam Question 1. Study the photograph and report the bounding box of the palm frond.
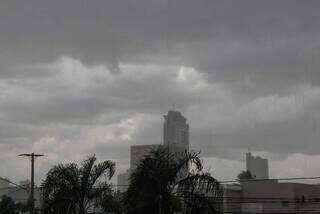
[176,150,203,174]
[177,173,222,196]
[90,160,115,184]
[42,156,116,214]
[80,155,97,193]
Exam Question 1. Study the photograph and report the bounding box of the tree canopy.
[237,170,255,180]
[41,155,116,214]
[124,147,223,214]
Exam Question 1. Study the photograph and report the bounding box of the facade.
[117,144,162,192]
[130,144,162,169]
[163,110,190,179]
[163,110,189,153]
[246,152,269,179]
[223,180,320,213]
[241,180,320,213]
[223,184,242,214]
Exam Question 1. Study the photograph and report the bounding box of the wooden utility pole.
[19,153,44,214]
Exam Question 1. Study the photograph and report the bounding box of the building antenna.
[172,103,175,111]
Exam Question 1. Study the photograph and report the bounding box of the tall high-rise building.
[246,152,269,179]
[117,110,190,192]
[163,110,189,153]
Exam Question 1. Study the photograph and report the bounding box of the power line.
[115,175,320,187]
[220,176,320,183]
[0,177,28,191]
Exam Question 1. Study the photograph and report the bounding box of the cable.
[221,176,320,183]
[0,177,28,191]
[116,175,320,186]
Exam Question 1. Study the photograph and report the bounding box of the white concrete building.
[246,152,269,179]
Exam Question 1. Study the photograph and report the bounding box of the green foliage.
[237,170,255,180]
[0,195,19,214]
[124,147,223,214]
[41,155,116,214]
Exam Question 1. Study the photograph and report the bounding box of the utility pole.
[158,194,162,214]
[19,153,44,214]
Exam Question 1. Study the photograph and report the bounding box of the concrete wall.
[223,184,242,214]
[239,180,320,213]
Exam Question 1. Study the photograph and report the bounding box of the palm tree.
[124,147,223,214]
[42,155,115,214]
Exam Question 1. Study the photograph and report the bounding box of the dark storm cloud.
[2,0,320,181]
[2,0,320,84]
[196,116,320,159]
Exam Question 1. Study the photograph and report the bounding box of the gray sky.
[1,0,320,184]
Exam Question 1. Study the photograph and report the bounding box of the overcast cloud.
[1,0,320,184]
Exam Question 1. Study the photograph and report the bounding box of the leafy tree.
[42,155,116,214]
[100,189,123,214]
[237,170,255,180]
[124,147,223,214]
[0,195,19,214]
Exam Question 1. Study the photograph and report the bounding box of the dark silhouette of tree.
[0,195,19,214]
[100,189,123,214]
[41,155,115,214]
[124,147,223,214]
[237,170,255,180]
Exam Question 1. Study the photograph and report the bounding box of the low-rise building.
[223,180,320,213]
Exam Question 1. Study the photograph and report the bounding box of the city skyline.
[1,0,320,185]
